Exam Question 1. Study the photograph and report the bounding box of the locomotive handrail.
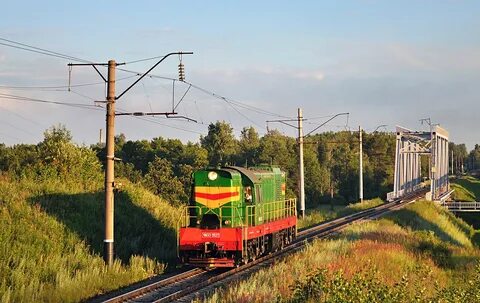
[246,205,255,226]
[179,205,244,228]
[179,205,203,228]
[179,198,297,229]
[217,205,244,228]
[246,198,297,226]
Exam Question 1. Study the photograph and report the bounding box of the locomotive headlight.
[208,171,218,181]
[224,220,231,225]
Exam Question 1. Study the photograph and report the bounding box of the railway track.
[89,268,205,303]
[92,191,425,303]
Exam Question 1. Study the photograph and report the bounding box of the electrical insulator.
[178,63,185,81]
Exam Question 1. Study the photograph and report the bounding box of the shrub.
[143,156,188,205]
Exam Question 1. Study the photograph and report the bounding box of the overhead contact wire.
[0,37,92,63]
[115,67,291,119]
[0,93,104,111]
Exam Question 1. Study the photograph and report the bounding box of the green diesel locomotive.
[178,166,297,268]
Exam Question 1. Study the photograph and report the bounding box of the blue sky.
[0,1,479,148]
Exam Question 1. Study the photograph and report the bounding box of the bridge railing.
[388,183,429,202]
[441,201,480,211]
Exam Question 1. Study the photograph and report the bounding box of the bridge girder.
[389,125,449,201]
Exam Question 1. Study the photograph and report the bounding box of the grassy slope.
[451,176,480,202]
[0,176,180,303]
[450,176,480,242]
[0,171,385,303]
[298,198,384,230]
[4,173,475,303]
[201,201,480,303]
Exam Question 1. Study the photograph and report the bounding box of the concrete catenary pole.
[451,149,454,175]
[298,108,305,218]
[104,60,116,266]
[359,126,363,202]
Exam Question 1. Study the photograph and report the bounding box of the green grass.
[297,205,341,230]
[298,198,384,230]
[337,198,384,217]
[200,200,480,303]
[451,176,480,202]
[385,201,474,247]
[4,170,478,303]
[0,169,385,303]
[0,176,180,303]
[448,176,480,240]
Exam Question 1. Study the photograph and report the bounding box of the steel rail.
[91,268,204,303]
[297,189,426,240]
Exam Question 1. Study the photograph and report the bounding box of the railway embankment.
[297,198,383,230]
[0,176,179,303]
[4,171,480,303]
[200,200,480,303]
[451,176,480,202]
[450,176,480,239]
[0,171,398,303]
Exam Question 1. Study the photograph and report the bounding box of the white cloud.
[385,43,480,73]
[292,70,325,81]
[387,43,431,70]
[257,67,325,82]
[319,41,480,79]
[194,66,326,83]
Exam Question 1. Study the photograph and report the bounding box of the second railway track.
[93,191,425,303]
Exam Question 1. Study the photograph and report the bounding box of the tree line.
[94,121,398,205]
[0,123,475,208]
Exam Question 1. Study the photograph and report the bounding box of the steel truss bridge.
[387,125,450,202]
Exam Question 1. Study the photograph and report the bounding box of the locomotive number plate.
[201,232,221,239]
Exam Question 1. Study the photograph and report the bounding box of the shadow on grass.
[387,208,465,247]
[457,212,480,231]
[452,177,480,200]
[473,231,480,247]
[451,254,480,268]
[443,211,475,237]
[28,191,177,264]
